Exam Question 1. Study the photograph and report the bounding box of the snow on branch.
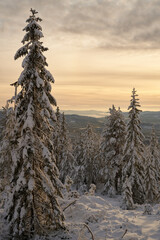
[22,101,35,131]
[34,29,44,39]
[43,69,55,83]
[42,91,56,120]
[47,92,57,106]
[35,71,44,88]
[22,32,30,44]
[14,44,29,60]
[23,20,42,32]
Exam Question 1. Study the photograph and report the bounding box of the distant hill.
[62,110,107,118]
[0,109,160,143]
[65,111,160,143]
[65,114,105,139]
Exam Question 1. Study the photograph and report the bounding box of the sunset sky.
[1,0,160,113]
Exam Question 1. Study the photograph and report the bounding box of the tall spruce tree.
[122,88,145,205]
[5,9,65,239]
[100,105,126,196]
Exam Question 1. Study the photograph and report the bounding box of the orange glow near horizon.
[1,47,160,112]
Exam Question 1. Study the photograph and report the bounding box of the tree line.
[68,88,160,210]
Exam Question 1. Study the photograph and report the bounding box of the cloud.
[60,0,160,49]
[1,0,160,50]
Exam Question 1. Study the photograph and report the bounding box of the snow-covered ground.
[0,194,160,240]
[63,194,160,240]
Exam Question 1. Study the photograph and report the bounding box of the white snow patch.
[28,177,35,191]
[35,71,44,88]
[1,195,160,239]
[63,195,160,240]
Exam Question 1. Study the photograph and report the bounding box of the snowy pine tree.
[83,124,97,189]
[74,125,99,190]
[122,88,145,204]
[73,133,84,167]
[145,150,159,203]
[144,127,160,203]
[72,133,85,190]
[53,106,62,168]
[5,9,65,239]
[0,100,15,196]
[100,105,126,196]
[121,176,134,210]
[53,109,75,183]
[59,113,75,183]
[0,108,7,142]
[149,127,160,183]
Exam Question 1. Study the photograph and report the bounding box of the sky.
[1,0,160,113]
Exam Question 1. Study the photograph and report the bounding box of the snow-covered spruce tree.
[55,106,61,122]
[149,127,160,183]
[73,133,84,167]
[59,113,75,183]
[144,127,160,203]
[122,88,145,205]
[53,108,75,183]
[72,133,85,190]
[145,150,159,203]
[53,106,61,168]
[121,176,134,210]
[0,100,15,195]
[100,105,126,196]
[74,124,99,190]
[0,108,7,142]
[93,141,104,186]
[5,9,65,239]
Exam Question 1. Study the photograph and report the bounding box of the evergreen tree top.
[55,107,61,121]
[13,9,57,127]
[124,88,145,155]
[14,8,49,66]
[30,8,38,16]
[85,124,95,137]
[25,8,42,25]
[128,88,141,111]
[101,105,126,153]
[105,105,124,128]
[109,105,116,115]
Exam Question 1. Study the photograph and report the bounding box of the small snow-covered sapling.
[89,184,96,196]
[143,204,153,215]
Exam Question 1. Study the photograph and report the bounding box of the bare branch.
[121,229,128,239]
[83,223,95,240]
[63,200,77,212]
